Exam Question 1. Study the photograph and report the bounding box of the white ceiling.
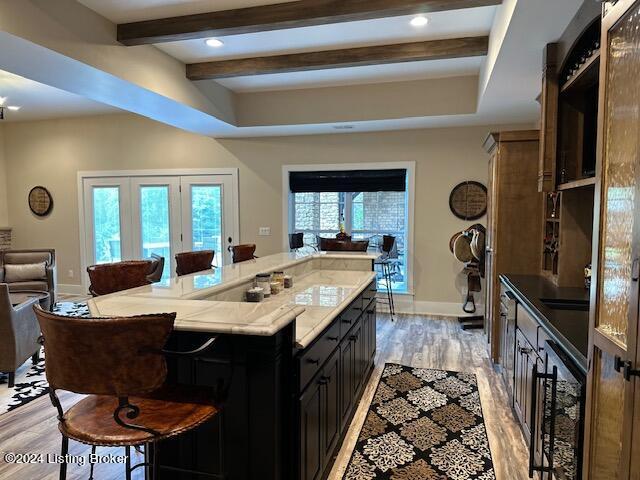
[0,70,118,122]
[156,8,497,63]
[77,0,293,23]
[79,1,497,94]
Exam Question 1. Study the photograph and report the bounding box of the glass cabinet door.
[588,1,640,478]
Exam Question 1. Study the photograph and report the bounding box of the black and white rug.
[0,302,90,415]
[343,363,496,480]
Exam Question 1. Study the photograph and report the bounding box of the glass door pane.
[131,177,181,280]
[83,177,132,268]
[93,187,122,264]
[181,175,236,266]
[140,186,170,279]
[191,185,222,263]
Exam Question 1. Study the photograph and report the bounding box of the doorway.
[79,169,239,286]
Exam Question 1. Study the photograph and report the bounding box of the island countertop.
[88,251,378,348]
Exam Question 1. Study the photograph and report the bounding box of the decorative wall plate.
[449,181,487,220]
[28,186,53,217]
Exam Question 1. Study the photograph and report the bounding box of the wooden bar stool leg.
[59,435,69,480]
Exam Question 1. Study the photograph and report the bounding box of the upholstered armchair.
[0,284,41,388]
[0,249,56,306]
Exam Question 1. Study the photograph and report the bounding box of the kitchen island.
[88,251,379,480]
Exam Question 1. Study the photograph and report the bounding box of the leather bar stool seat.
[319,238,369,252]
[231,244,257,263]
[175,250,215,276]
[87,260,152,296]
[60,385,217,446]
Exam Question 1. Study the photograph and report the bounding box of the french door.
[82,172,237,282]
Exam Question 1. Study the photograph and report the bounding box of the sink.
[540,298,590,311]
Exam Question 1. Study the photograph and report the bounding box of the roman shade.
[289,169,406,193]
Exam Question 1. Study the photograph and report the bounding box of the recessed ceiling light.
[7,106,20,111]
[205,38,224,48]
[410,15,429,27]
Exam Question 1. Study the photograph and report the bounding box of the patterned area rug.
[343,363,495,480]
[0,302,90,415]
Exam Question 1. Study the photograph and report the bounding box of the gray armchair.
[0,249,56,306]
[0,284,41,388]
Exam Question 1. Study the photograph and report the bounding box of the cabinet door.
[300,378,323,480]
[514,329,541,438]
[352,323,364,393]
[586,1,640,478]
[368,304,377,361]
[322,350,341,462]
[340,336,355,428]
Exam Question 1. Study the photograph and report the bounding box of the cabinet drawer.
[299,320,341,391]
[516,304,538,348]
[339,298,363,340]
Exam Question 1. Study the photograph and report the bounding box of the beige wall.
[2,113,514,303]
[0,124,8,226]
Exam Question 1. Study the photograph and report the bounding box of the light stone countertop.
[87,252,378,348]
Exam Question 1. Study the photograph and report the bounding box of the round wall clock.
[449,181,487,220]
[28,186,53,217]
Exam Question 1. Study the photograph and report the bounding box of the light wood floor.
[0,314,529,480]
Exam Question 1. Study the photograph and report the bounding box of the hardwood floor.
[327,314,530,480]
[0,314,529,480]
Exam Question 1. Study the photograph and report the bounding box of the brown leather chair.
[318,238,369,252]
[231,244,257,264]
[0,249,56,306]
[146,254,165,283]
[34,307,220,480]
[87,260,152,297]
[175,250,214,276]
[0,284,42,387]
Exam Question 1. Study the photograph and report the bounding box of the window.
[293,192,345,247]
[290,189,408,293]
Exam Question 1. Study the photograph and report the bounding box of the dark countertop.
[499,274,589,375]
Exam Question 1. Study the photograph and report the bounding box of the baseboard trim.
[377,294,484,317]
[56,284,86,296]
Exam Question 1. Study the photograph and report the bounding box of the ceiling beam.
[186,36,489,80]
[117,0,502,46]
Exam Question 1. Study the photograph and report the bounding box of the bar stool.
[231,244,257,263]
[318,238,369,252]
[289,232,304,252]
[374,235,396,320]
[34,307,222,480]
[87,260,152,296]
[175,250,215,276]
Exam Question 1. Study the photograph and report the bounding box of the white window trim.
[282,162,416,296]
[77,168,240,293]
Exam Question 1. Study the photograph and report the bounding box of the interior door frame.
[78,168,239,294]
[584,1,640,477]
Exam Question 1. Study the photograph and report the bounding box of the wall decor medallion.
[449,181,487,220]
[28,186,53,217]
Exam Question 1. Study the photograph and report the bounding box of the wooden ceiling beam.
[186,36,489,80]
[117,0,502,46]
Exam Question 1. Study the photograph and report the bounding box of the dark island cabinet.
[297,283,377,480]
[156,281,376,480]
